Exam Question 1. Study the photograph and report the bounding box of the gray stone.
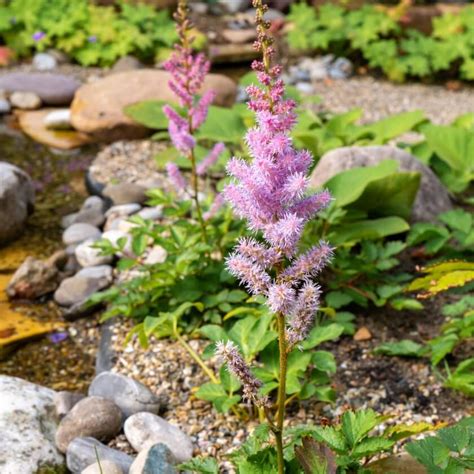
[54,391,85,417]
[0,161,35,244]
[295,82,314,95]
[76,265,113,281]
[6,256,59,300]
[137,206,163,221]
[0,72,81,105]
[82,460,124,474]
[129,443,176,474]
[55,396,122,453]
[63,223,101,246]
[124,412,193,464]
[54,271,111,307]
[112,55,144,73]
[72,208,105,228]
[44,108,72,130]
[75,240,113,267]
[10,91,42,109]
[33,52,58,71]
[82,195,107,213]
[328,57,353,80]
[66,437,133,474]
[89,372,161,418]
[309,145,453,222]
[103,182,147,205]
[105,203,141,218]
[0,376,64,474]
[0,98,11,113]
[62,212,79,229]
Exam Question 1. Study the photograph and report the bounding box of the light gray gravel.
[313,76,474,124]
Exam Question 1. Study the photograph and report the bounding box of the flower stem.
[274,311,287,474]
[189,148,208,244]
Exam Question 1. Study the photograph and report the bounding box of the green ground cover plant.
[287,2,474,82]
[0,0,178,66]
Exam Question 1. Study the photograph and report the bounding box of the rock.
[46,49,70,65]
[72,208,105,228]
[0,72,81,105]
[55,396,122,453]
[144,246,167,265]
[66,437,133,474]
[0,98,11,113]
[75,239,113,267]
[0,162,35,245]
[295,82,314,95]
[96,320,117,374]
[309,146,453,222]
[33,52,58,71]
[89,372,161,418]
[70,70,236,140]
[63,223,101,246]
[189,2,208,14]
[82,195,107,213]
[103,182,147,205]
[367,453,427,474]
[137,206,163,221]
[328,57,353,79]
[124,412,193,463]
[9,91,42,109]
[0,376,64,473]
[17,109,94,150]
[209,43,259,65]
[54,391,85,417]
[220,0,250,13]
[112,55,143,73]
[222,28,256,44]
[54,270,112,307]
[6,256,59,299]
[354,326,372,341]
[44,108,72,130]
[76,265,113,281]
[129,443,176,474]
[105,203,142,218]
[82,460,124,474]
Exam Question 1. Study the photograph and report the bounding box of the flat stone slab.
[0,72,80,105]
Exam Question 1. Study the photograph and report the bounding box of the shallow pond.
[0,122,98,391]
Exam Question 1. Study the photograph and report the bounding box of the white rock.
[105,203,141,218]
[10,91,42,109]
[101,230,132,253]
[0,98,11,113]
[44,108,72,130]
[124,412,193,464]
[33,52,58,71]
[137,206,163,221]
[75,239,112,267]
[0,376,64,473]
[144,245,167,265]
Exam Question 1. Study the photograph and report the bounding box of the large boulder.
[70,70,237,141]
[0,72,80,105]
[0,376,64,474]
[0,162,35,245]
[309,146,453,222]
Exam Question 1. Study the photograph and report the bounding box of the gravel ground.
[313,76,474,124]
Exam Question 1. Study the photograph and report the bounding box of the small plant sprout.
[217,1,333,472]
[163,0,224,243]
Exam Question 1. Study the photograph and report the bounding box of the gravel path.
[313,76,474,124]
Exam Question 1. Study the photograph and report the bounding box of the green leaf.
[351,437,394,458]
[429,334,459,365]
[312,351,337,374]
[295,437,337,474]
[235,447,278,474]
[179,456,219,474]
[195,382,240,413]
[312,426,347,453]
[325,291,353,309]
[302,324,344,350]
[196,105,246,144]
[219,365,241,393]
[406,436,451,472]
[341,409,381,448]
[124,100,169,129]
[374,340,426,358]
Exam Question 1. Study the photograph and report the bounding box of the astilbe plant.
[163,0,224,242]
[215,1,333,472]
